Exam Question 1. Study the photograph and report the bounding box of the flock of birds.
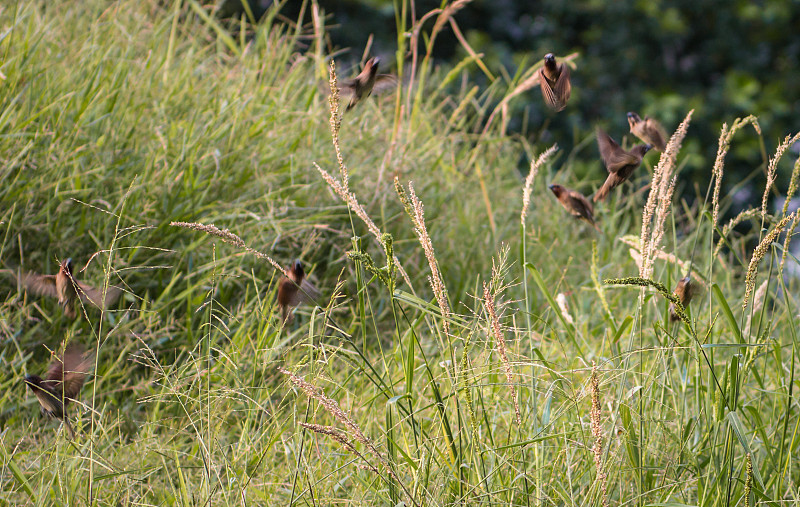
[14,52,694,438]
[14,254,316,437]
[536,54,695,322]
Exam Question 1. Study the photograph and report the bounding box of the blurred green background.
[222,0,800,215]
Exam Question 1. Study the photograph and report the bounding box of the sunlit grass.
[1,1,798,506]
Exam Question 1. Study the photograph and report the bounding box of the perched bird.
[594,129,652,202]
[338,57,397,112]
[669,275,697,322]
[627,112,667,151]
[548,184,600,231]
[17,258,122,318]
[24,344,93,438]
[277,260,319,323]
[539,53,571,112]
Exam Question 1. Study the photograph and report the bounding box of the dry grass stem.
[298,422,379,474]
[713,209,764,258]
[407,0,471,112]
[590,362,608,507]
[640,110,693,279]
[279,368,401,485]
[711,116,760,228]
[782,155,800,216]
[762,132,800,219]
[620,235,697,280]
[743,210,797,311]
[404,182,452,337]
[327,60,348,188]
[521,144,558,224]
[483,282,521,425]
[779,212,799,276]
[315,166,411,288]
[170,221,285,273]
[318,62,411,287]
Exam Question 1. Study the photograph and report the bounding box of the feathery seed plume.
[521,144,558,224]
[405,182,451,337]
[639,110,693,279]
[279,367,401,485]
[483,282,521,425]
[555,293,575,326]
[743,210,797,311]
[711,116,760,228]
[762,132,800,219]
[590,362,608,507]
[170,221,285,273]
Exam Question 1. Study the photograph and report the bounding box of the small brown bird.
[539,53,571,112]
[548,184,600,231]
[17,258,122,318]
[627,112,667,151]
[277,260,319,323]
[669,275,697,322]
[594,129,652,202]
[24,344,93,438]
[338,57,397,112]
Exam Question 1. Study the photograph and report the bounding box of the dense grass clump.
[1,1,799,506]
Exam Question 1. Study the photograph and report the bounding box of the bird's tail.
[593,179,615,203]
[62,301,77,319]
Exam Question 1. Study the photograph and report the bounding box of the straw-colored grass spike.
[521,144,558,225]
[483,281,521,426]
[743,210,797,311]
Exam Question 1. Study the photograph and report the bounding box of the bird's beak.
[626,112,635,118]
[548,184,556,190]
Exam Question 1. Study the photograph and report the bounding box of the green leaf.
[726,410,766,490]
[613,316,633,344]
[713,284,743,343]
[3,453,34,502]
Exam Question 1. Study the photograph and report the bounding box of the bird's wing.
[539,68,560,110]
[49,346,92,400]
[372,74,398,94]
[597,130,638,172]
[554,64,571,103]
[19,272,59,298]
[337,79,358,97]
[77,282,122,310]
[45,354,65,385]
[298,279,320,305]
[644,118,667,150]
[567,192,593,220]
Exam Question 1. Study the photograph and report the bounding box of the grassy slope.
[1,1,798,505]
